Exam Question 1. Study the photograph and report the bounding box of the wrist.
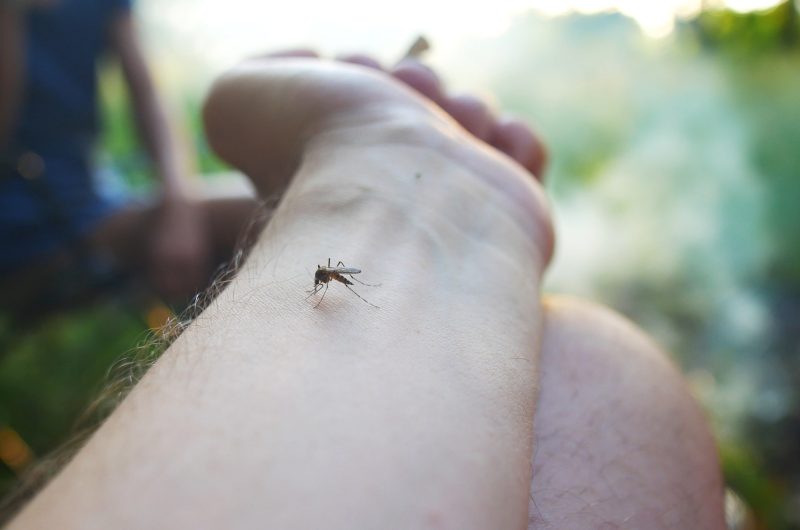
[235,135,549,318]
[286,118,553,268]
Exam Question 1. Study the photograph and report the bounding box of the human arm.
[8,58,553,529]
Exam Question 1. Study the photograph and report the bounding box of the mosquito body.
[307,258,379,308]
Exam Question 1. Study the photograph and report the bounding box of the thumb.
[202,56,434,197]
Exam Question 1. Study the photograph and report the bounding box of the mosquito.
[307,258,380,308]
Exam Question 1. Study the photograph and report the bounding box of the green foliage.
[724,55,800,286]
[183,98,230,175]
[691,0,800,53]
[722,443,789,530]
[0,306,148,497]
[97,64,230,192]
[97,64,152,191]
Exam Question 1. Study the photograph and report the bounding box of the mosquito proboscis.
[306,258,380,308]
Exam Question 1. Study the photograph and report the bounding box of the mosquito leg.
[348,275,381,287]
[306,283,323,298]
[314,283,329,308]
[344,284,380,309]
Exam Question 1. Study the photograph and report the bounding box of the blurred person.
[4,52,727,529]
[0,0,257,312]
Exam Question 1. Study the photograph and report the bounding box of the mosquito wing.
[335,267,362,275]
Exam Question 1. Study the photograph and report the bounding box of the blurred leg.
[86,195,259,283]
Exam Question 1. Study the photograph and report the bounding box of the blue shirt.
[0,0,132,273]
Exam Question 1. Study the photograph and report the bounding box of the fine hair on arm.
[0,197,276,525]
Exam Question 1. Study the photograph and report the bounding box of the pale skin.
[5,54,726,529]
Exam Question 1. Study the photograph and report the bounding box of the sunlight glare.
[722,0,785,12]
[527,0,704,37]
[142,0,792,83]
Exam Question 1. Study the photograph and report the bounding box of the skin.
[6,56,726,529]
[533,297,725,529]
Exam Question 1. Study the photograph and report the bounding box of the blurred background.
[1,0,799,527]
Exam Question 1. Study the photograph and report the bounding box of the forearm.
[201,151,544,526]
[10,59,554,529]
[0,6,24,152]
[11,129,546,530]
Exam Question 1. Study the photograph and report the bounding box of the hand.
[148,196,211,303]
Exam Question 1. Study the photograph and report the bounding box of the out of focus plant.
[691,0,799,53]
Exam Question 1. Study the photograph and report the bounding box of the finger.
[442,94,495,142]
[252,49,320,61]
[489,118,548,180]
[390,58,446,106]
[335,53,384,71]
